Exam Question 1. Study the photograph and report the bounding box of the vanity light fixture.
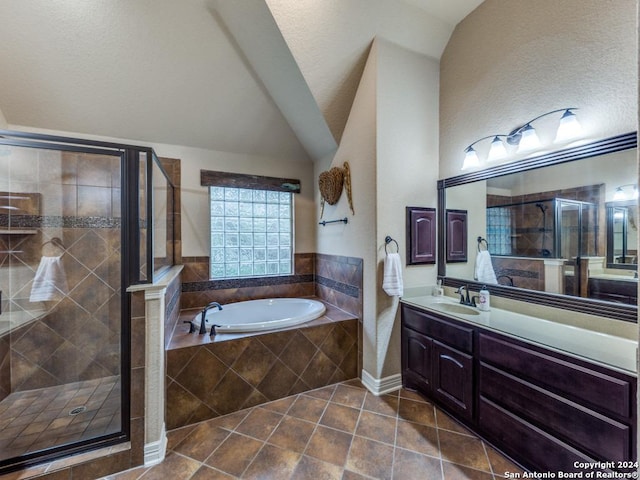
[613,184,638,201]
[461,108,581,170]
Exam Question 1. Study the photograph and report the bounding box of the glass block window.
[486,207,512,255]
[210,186,292,279]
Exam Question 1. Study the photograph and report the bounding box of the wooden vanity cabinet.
[401,303,637,472]
[401,305,474,421]
[588,277,638,305]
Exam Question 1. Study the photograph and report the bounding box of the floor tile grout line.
[430,401,445,480]
[293,385,341,469]
[341,388,367,476]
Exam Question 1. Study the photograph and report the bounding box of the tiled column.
[127,266,182,466]
[142,286,167,465]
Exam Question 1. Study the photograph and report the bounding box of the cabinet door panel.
[446,209,468,262]
[407,207,436,265]
[480,363,632,462]
[402,328,432,392]
[432,340,473,420]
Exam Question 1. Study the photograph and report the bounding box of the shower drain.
[69,406,86,416]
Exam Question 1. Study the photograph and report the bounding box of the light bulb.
[487,136,507,162]
[461,147,480,170]
[613,187,626,201]
[516,124,540,153]
[554,109,582,143]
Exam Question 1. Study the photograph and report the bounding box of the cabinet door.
[402,327,432,394]
[406,207,436,265]
[432,340,474,420]
[446,209,468,262]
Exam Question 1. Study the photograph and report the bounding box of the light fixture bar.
[461,107,581,170]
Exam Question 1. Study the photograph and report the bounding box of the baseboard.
[144,424,167,466]
[361,370,402,396]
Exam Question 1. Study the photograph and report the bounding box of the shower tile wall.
[1,151,122,393]
[159,157,182,266]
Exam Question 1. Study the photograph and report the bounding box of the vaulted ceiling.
[0,0,483,162]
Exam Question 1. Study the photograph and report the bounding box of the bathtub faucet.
[200,302,223,334]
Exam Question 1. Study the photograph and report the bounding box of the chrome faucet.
[200,301,223,334]
[455,285,476,307]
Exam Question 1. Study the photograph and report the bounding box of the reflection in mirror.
[443,141,637,311]
[606,200,638,270]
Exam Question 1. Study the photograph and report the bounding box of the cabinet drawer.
[478,333,632,418]
[480,363,632,462]
[402,306,473,353]
[479,397,596,473]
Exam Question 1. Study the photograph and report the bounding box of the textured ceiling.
[0,0,482,162]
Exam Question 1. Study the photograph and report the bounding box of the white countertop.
[401,294,638,375]
[589,273,638,282]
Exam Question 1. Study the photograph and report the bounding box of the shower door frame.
[0,129,166,473]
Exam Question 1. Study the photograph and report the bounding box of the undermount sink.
[433,303,481,316]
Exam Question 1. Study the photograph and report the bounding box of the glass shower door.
[0,144,124,467]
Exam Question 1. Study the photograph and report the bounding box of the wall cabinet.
[401,304,637,473]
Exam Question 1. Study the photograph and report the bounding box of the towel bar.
[319,217,348,226]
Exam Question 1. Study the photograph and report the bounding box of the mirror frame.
[437,132,638,323]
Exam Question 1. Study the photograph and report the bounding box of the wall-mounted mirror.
[438,133,638,322]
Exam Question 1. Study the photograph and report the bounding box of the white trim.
[144,424,167,466]
[361,370,402,396]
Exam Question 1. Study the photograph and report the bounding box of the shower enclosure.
[0,131,174,473]
[486,198,598,293]
[487,198,597,259]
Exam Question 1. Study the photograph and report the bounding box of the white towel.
[382,253,403,297]
[474,250,497,284]
[29,256,69,302]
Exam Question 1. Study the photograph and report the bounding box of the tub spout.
[200,302,223,334]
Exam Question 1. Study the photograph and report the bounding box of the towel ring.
[42,237,66,250]
[477,236,489,252]
[384,236,399,254]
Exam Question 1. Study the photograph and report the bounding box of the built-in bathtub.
[165,298,359,430]
[195,297,326,334]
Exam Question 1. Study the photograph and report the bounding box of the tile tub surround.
[104,381,524,480]
[165,303,359,430]
[179,253,364,319]
[179,254,316,311]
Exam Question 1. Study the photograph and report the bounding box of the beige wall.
[316,38,440,380]
[10,126,316,257]
[440,0,637,179]
[149,143,316,257]
[0,107,7,129]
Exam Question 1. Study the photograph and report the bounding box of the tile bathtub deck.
[104,380,524,480]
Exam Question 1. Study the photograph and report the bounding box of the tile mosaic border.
[0,214,121,229]
[181,274,315,293]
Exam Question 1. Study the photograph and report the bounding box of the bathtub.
[196,298,326,334]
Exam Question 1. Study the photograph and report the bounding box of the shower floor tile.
[0,376,121,462]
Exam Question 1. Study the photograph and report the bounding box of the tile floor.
[104,380,525,480]
[0,376,121,462]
